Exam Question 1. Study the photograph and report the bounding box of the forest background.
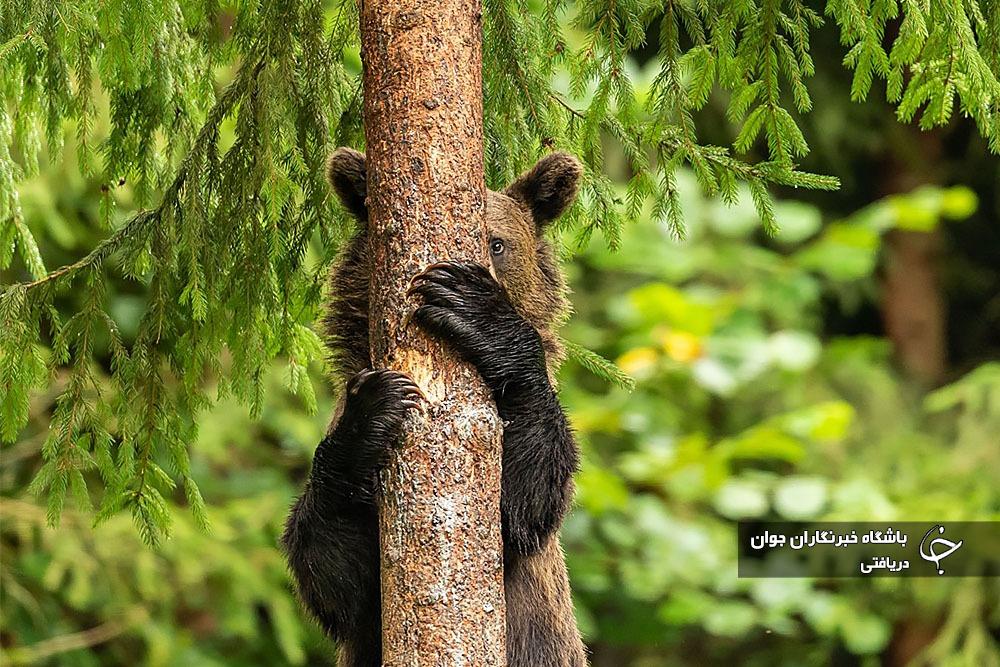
[1,1,998,665]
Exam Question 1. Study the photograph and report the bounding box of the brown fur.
[506,538,586,666]
[322,155,574,380]
[317,148,586,666]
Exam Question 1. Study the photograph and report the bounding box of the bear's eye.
[490,239,506,256]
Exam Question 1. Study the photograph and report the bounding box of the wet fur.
[282,149,587,666]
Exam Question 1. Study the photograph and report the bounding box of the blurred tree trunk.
[882,228,947,384]
[359,1,506,665]
[880,131,948,385]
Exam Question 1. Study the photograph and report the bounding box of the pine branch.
[11,60,262,294]
[564,339,636,391]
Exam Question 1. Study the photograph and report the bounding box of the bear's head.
[326,148,580,337]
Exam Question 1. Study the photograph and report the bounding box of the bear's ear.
[504,152,582,227]
[327,147,368,221]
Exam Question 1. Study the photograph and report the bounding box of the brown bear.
[282,147,587,667]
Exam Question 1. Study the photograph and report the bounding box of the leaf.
[703,601,758,637]
[780,401,856,442]
[564,339,636,391]
[939,186,978,220]
[615,346,659,381]
[625,283,720,336]
[768,331,821,371]
[772,200,822,244]
[12,216,47,280]
[576,462,631,515]
[841,613,892,655]
[774,476,828,520]
[269,595,307,664]
[718,427,806,463]
[713,479,768,519]
[794,222,880,281]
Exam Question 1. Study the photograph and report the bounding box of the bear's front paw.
[340,369,423,478]
[345,368,423,441]
[408,261,544,386]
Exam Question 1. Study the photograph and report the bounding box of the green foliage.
[564,339,637,391]
[2,0,351,543]
[2,366,336,665]
[558,175,999,665]
[3,177,996,665]
[827,0,1000,152]
[1,0,998,547]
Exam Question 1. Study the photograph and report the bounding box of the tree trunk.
[359,2,506,666]
[878,130,948,386]
[882,228,947,385]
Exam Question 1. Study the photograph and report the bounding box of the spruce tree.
[2,0,998,544]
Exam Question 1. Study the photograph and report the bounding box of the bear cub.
[282,148,587,667]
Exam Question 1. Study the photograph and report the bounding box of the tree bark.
[359,2,506,666]
[882,228,947,385]
[878,130,948,386]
